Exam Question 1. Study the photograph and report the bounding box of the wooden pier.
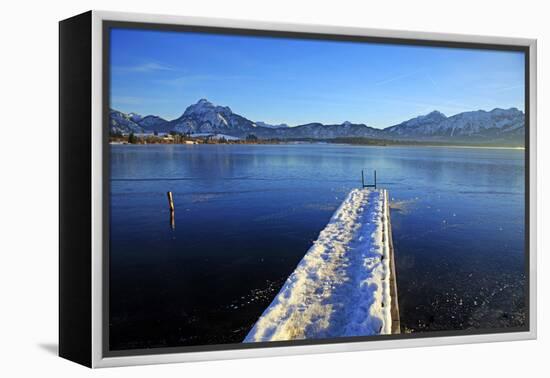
[364,170,400,333]
[245,188,401,342]
[385,190,401,334]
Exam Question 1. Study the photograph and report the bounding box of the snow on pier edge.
[244,188,393,342]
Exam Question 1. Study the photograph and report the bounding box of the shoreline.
[109,140,525,150]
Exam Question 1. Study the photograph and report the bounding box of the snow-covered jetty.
[244,188,399,342]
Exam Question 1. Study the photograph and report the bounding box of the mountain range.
[110,98,525,145]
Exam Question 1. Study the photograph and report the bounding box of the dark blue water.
[109,144,526,350]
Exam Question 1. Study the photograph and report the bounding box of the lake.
[109,143,526,350]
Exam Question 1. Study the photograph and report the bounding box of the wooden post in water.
[167,191,175,212]
[167,191,175,229]
[374,170,377,189]
[361,170,365,188]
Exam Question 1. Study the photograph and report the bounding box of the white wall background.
[0,0,546,376]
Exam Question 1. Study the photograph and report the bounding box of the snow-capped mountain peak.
[406,110,447,127]
[183,98,233,118]
[169,99,252,134]
[384,107,524,140]
[127,112,143,122]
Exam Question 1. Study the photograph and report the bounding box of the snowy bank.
[244,188,395,342]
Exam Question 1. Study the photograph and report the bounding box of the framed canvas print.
[59,10,537,368]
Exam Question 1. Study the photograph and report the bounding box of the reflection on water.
[389,198,416,215]
[109,144,526,350]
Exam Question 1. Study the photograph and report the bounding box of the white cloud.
[113,62,175,73]
[153,74,255,87]
[373,70,421,86]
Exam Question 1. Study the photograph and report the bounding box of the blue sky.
[110,28,525,128]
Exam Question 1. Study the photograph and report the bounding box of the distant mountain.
[255,121,289,129]
[384,108,524,144]
[109,109,143,134]
[110,99,385,139]
[110,110,169,134]
[110,99,525,145]
[257,121,386,140]
[137,115,170,133]
[127,112,143,123]
[384,111,447,136]
[168,99,257,136]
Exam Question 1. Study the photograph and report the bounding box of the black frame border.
[59,11,93,367]
[101,20,531,359]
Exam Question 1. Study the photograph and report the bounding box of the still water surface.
[109,144,526,350]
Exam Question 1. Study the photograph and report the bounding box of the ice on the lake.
[244,188,394,342]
